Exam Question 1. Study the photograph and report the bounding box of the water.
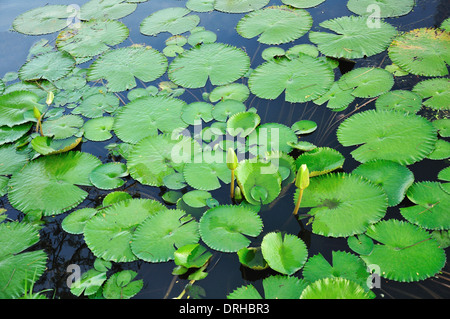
[0,0,449,299]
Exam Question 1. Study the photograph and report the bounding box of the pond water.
[0,0,449,299]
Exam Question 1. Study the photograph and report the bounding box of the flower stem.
[293,188,304,215]
[230,169,235,199]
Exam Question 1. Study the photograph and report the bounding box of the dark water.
[0,0,449,299]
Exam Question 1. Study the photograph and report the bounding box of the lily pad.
[199,205,263,252]
[0,144,29,176]
[114,96,188,144]
[141,7,200,37]
[62,208,98,235]
[8,151,101,216]
[412,78,449,111]
[291,120,317,135]
[361,219,446,282]
[187,29,217,46]
[227,111,260,137]
[313,82,355,110]
[388,28,450,77]
[83,117,114,142]
[337,67,394,98]
[261,232,308,275]
[181,102,213,125]
[295,173,388,237]
[248,54,334,103]
[209,83,249,103]
[212,100,246,122]
[282,0,325,8]
[295,147,345,177]
[400,182,450,230]
[42,115,84,140]
[12,5,74,35]
[80,0,137,20]
[131,209,200,262]
[214,0,270,13]
[87,46,168,92]
[248,123,298,156]
[19,51,76,83]
[300,277,375,299]
[236,6,312,45]
[89,162,128,190]
[353,160,414,207]
[102,270,143,299]
[31,136,82,155]
[337,110,437,165]
[168,43,250,88]
[427,139,450,160]
[432,119,450,138]
[347,0,415,18]
[375,90,422,114]
[186,0,214,12]
[237,246,268,270]
[84,198,166,262]
[309,15,397,59]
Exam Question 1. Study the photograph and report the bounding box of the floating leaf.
[31,136,82,155]
[102,270,143,299]
[432,118,450,138]
[181,101,213,125]
[62,208,98,235]
[313,82,355,110]
[80,0,137,20]
[412,78,449,111]
[337,67,394,98]
[8,151,101,216]
[248,54,334,102]
[89,162,128,190]
[140,7,200,36]
[131,209,199,262]
[347,0,415,17]
[427,139,450,160]
[19,51,76,83]
[87,46,168,92]
[187,29,217,46]
[295,147,345,177]
[168,43,250,88]
[174,243,212,270]
[237,246,268,270]
[212,100,246,122]
[209,83,249,103]
[300,277,375,299]
[309,15,397,59]
[375,90,422,114]
[248,123,298,156]
[361,219,446,282]
[74,93,119,118]
[295,173,388,237]
[186,0,214,12]
[182,190,213,208]
[0,91,42,127]
[127,134,202,187]
[0,144,29,176]
[236,6,312,45]
[337,110,437,165]
[199,205,263,252]
[214,0,270,13]
[83,117,114,142]
[12,5,73,35]
[291,120,317,135]
[235,160,282,206]
[114,96,188,144]
[388,28,450,77]
[400,182,450,230]
[261,232,308,275]
[227,111,260,137]
[42,115,84,139]
[353,160,414,207]
[70,268,106,297]
[282,0,325,8]
[347,234,374,256]
[84,199,166,262]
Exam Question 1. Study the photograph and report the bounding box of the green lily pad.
[295,173,388,237]
[427,139,450,160]
[248,54,334,103]
[102,270,143,299]
[291,120,317,135]
[248,123,298,156]
[168,43,250,88]
[388,28,450,77]
[347,0,415,17]
[261,232,308,275]
[19,51,75,83]
[80,0,137,20]
[199,205,263,252]
[74,93,119,118]
[361,219,446,282]
[83,117,114,142]
[70,268,107,297]
[375,90,422,114]
[337,67,394,98]
[353,160,414,207]
[0,91,42,127]
[31,136,82,156]
[400,182,450,230]
[140,7,200,37]
[186,0,214,12]
[309,15,397,59]
[187,29,217,46]
[131,209,199,262]
[212,100,246,122]
[313,82,355,110]
[84,198,166,262]
[114,96,188,144]
[214,0,269,13]
[89,162,128,190]
[236,6,312,45]
[8,151,101,216]
[209,83,249,103]
[0,144,29,176]
[42,115,84,140]
[182,190,213,208]
[56,19,129,58]
[237,246,268,270]
[181,101,213,125]
[337,110,437,165]
[227,111,260,137]
[432,118,450,138]
[12,4,74,35]
[127,134,202,187]
[347,233,374,255]
[62,208,98,235]
[282,0,325,8]
[295,147,345,177]
[412,78,449,111]
[300,277,375,299]
[87,46,168,92]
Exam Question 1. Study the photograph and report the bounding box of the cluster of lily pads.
[0,0,449,299]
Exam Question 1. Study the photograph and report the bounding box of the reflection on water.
[0,0,449,299]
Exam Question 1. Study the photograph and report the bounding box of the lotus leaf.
[83,117,114,142]
[168,43,250,88]
[12,5,74,35]
[186,0,214,12]
[361,219,446,282]
[313,82,355,110]
[163,172,187,190]
[282,0,325,8]
[62,208,98,235]
[236,6,312,45]
[181,101,213,125]
[214,0,270,13]
[227,111,260,137]
[0,91,42,127]
[188,30,217,46]
[199,205,263,252]
[237,246,268,270]
[427,139,450,160]
[337,110,437,165]
[163,45,185,57]
[300,277,375,299]
[19,51,75,83]
[42,115,84,140]
[89,162,128,190]
[412,78,449,111]
[114,96,188,144]
[87,46,168,92]
[248,123,298,156]
[212,100,246,122]
[295,147,345,177]
[432,118,450,138]
[131,209,199,262]
[8,151,101,216]
[127,134,202,187]
[388,28,450,77]
[80,0,137,20]
[182,190,213,208]
[261,47,286,61]
[309,15,397,59]
[261,232,308,275]
[295,173,388,237]
[0,144,29,176]
[31,136,82,155]
[347,0,415,17]
[337,67,394,98]
[209,83,249,103]
[84,199,166,262]
[248,54,334,102]
[400,182,450,230]
[347,234,374,256]
[102,270,143,299]
[375,90,422,114]
[141,7,200,37]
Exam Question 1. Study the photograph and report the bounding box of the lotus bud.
[46,91,54,106]
[33,106,42,120]
[226,148,238,170]
[295,164,309,190]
